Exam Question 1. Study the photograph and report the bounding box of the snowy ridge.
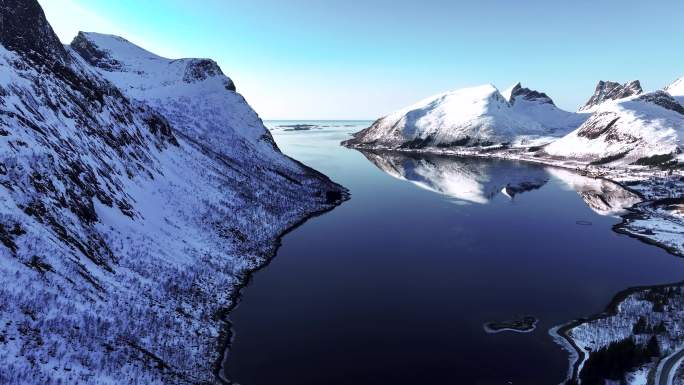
[665,75,684,104]
[70,32,285,165]
[344,83,589,151]
[544,91,684,166]
[0,2,345,384]
[505,82,589,134]
[344,84,553,149]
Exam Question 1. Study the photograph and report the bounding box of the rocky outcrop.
[639,89,684,115]
[0,0,67,62]
[579,80,643,112]
[506,82,555,106]
[70,32,124,71]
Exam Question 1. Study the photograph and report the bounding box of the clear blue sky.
[41,0,684,120]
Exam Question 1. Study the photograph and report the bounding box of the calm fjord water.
[225,121,684,385]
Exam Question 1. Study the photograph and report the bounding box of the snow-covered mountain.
[665,75,684,104]
[578,80,643,112]
[69,32,286,165]
[344,83,590,151]
[0,1,344,384]
[544,91,684,166]
[361,151,548,204]
[503,82,588,134]
[344,84,554,149]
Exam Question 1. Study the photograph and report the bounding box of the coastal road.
[657,347,684,385]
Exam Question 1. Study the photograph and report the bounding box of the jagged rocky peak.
[0,0,68,62]
[579,80,643,112]
[506,82,555,106]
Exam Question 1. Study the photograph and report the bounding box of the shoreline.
[551,279,684,384]
[212,169,351,384]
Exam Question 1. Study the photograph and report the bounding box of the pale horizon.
[40,0,684,120]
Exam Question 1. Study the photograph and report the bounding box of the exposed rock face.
[0,0,67,62]
[70,32,124,71]
[0,1,345,384]
[579,80,643,112]
[637,90,684,115]
[507,82,555,106]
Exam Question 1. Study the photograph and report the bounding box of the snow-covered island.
[0,1,346,384]
[344,78,684,258]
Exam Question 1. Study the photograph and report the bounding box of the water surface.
[225,121,684,385]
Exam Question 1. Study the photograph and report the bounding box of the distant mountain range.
[345,78,684,168]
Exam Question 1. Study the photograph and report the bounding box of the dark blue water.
[225,123,684,385]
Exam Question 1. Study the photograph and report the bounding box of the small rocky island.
[484,316,538,334]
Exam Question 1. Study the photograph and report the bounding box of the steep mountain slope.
[578,80,643,112]
[69,32,285,165]
[503,82,588,134]
[0,1,344,384]
[665,75,684,104]
[544,91,684,166]
[344,84,553,149]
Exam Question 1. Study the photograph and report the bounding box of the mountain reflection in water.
[360,150,641,216]
[360,150,684,384]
